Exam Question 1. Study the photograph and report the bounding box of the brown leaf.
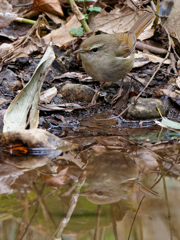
[176,76,180,89]
[0,0,17,29]
[40,86,57,104]
[161,89,180,99]
[43,15,81,47]
[30,0,64,17]
[89,7,142,34]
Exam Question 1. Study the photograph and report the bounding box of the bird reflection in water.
[80,150,161,205]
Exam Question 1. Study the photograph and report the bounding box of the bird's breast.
[81,52,135,82]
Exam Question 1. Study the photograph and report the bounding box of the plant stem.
[69,0,91,32]
[15,17,36,25]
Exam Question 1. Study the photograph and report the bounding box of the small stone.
[59,83,95,103]
[126,97,166,120]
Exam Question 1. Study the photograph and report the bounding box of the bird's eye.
[97,191,103,196]
[91,47,98,52]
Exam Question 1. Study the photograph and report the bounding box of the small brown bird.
[75,12,154,103]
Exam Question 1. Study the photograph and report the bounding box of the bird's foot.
[89,82,105,105]
[90,93,98,105]
[111,90,123,104]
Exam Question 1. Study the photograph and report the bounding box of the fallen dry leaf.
[138,28,155,41]
[0,0,17,29]
[38,103,82,112]
[133,52,171,68]
[3,43,55,132]
[45,12,65,25]
[40,86,57,104]
[89,7,144,34]
[43,15,81,47]
[30,0,64,17]
[161,89,180,99]
[52,72,86,81]
[176,76,180,89]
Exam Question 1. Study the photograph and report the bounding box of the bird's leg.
[90,82,105,104]
[111,79,124,104]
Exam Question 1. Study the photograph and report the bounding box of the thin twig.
[33,183,57,227]
[129,0,139,9]
[53,171,86,239]
[99,227,106,240]
[163,176,173,240]
[172,46,180,60]
[94,205,101,240]
[19,202,39,240]
[136,41,167,54]
[127,196,145,240]
[38,101,102,111]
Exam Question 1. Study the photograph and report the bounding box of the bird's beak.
[79,191,90,196]
[74,49,85,54]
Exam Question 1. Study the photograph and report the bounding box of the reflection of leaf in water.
[1,129,79,169]
[41,167,69,188]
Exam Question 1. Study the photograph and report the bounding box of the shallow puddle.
[0,124,180,240]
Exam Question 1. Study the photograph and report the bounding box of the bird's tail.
[128,12,155,38]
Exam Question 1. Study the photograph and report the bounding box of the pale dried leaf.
[53,72,85,80]
[39,103,82,112]
[138,28,155,41]
[176,76,180,89]
[0,0,17,29]
[40,86,57,104]
[89,8,142,34]
[161,89,180,99]
[43,15,81,47]
[177,60,180,69]
[133,52,171,68]
[0,39,45,62]
[0,43,14,59]
[125,0,139,11]
[3,43,55,132]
